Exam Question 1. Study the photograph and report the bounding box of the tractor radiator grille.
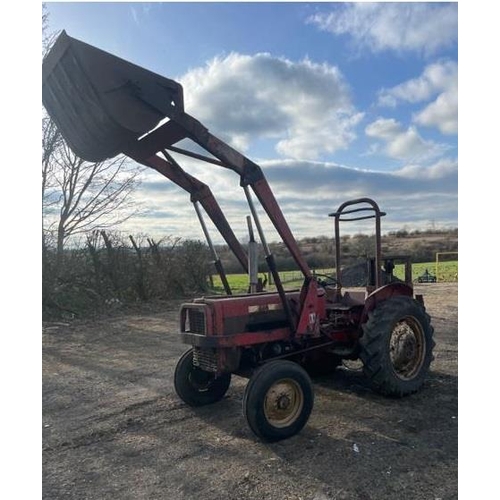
[187,309,206,334]
[193,347,218,372]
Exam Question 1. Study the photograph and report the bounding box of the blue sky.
[45,2,458,242]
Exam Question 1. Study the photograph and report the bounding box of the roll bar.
[329,198,386,290]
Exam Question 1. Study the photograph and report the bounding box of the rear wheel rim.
[263,378,304,428]
[389,316,426,380]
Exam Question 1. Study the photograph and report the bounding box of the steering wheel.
[314,273,337,287]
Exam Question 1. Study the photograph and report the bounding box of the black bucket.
[42,31,184,162]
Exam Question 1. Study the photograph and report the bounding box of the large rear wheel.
[174,348,231,406]
[360,296,434,397]
[243,360,314,442]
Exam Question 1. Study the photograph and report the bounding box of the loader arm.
[176,112,313,279]
[128,148,249,275]
[123,111,312,280]
[42,31,319,334]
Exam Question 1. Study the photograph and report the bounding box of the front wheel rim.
[263,378,304,428]
[389,316,426,380]
[188,368,215,392]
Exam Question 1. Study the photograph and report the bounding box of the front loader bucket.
[42,31,184,162]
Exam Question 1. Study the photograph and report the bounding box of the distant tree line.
[216,229,458,274]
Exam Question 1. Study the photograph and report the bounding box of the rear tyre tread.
[360,296,434,397]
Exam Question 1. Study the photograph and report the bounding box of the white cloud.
[378,61,457,106]
[308,3,457,55]
[275,111,363,159]
[365,118,401,141]
[414,89,458,134]
[261,157,457,197]
[377,61,458,135]
[395,158,458,180]
[365,118,446,161]
[124,156,458,241]
[179,53,362,160]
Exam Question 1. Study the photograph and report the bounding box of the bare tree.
[43,141,141,268]
[42,4,142,269]
[42,115,61,205]
[42,4,59,57]
[42,4,61,250]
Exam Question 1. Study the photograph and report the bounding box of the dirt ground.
[42,283,458,500]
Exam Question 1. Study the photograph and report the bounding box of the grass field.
[211,260,458,293]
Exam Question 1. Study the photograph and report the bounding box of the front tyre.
[174,348,231,406]
[243,360,314,442]
[360,296,435,397]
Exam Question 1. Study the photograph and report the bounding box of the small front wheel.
[174,348,231,406]
[243,360,314,442]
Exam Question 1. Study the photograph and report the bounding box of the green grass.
[210,260,458,294]
[404,260,458,283]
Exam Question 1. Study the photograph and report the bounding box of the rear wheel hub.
[390,317,426,380]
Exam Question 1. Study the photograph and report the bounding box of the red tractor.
[43,32,435,442]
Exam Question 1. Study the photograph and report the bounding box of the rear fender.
[360,283,414,326]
